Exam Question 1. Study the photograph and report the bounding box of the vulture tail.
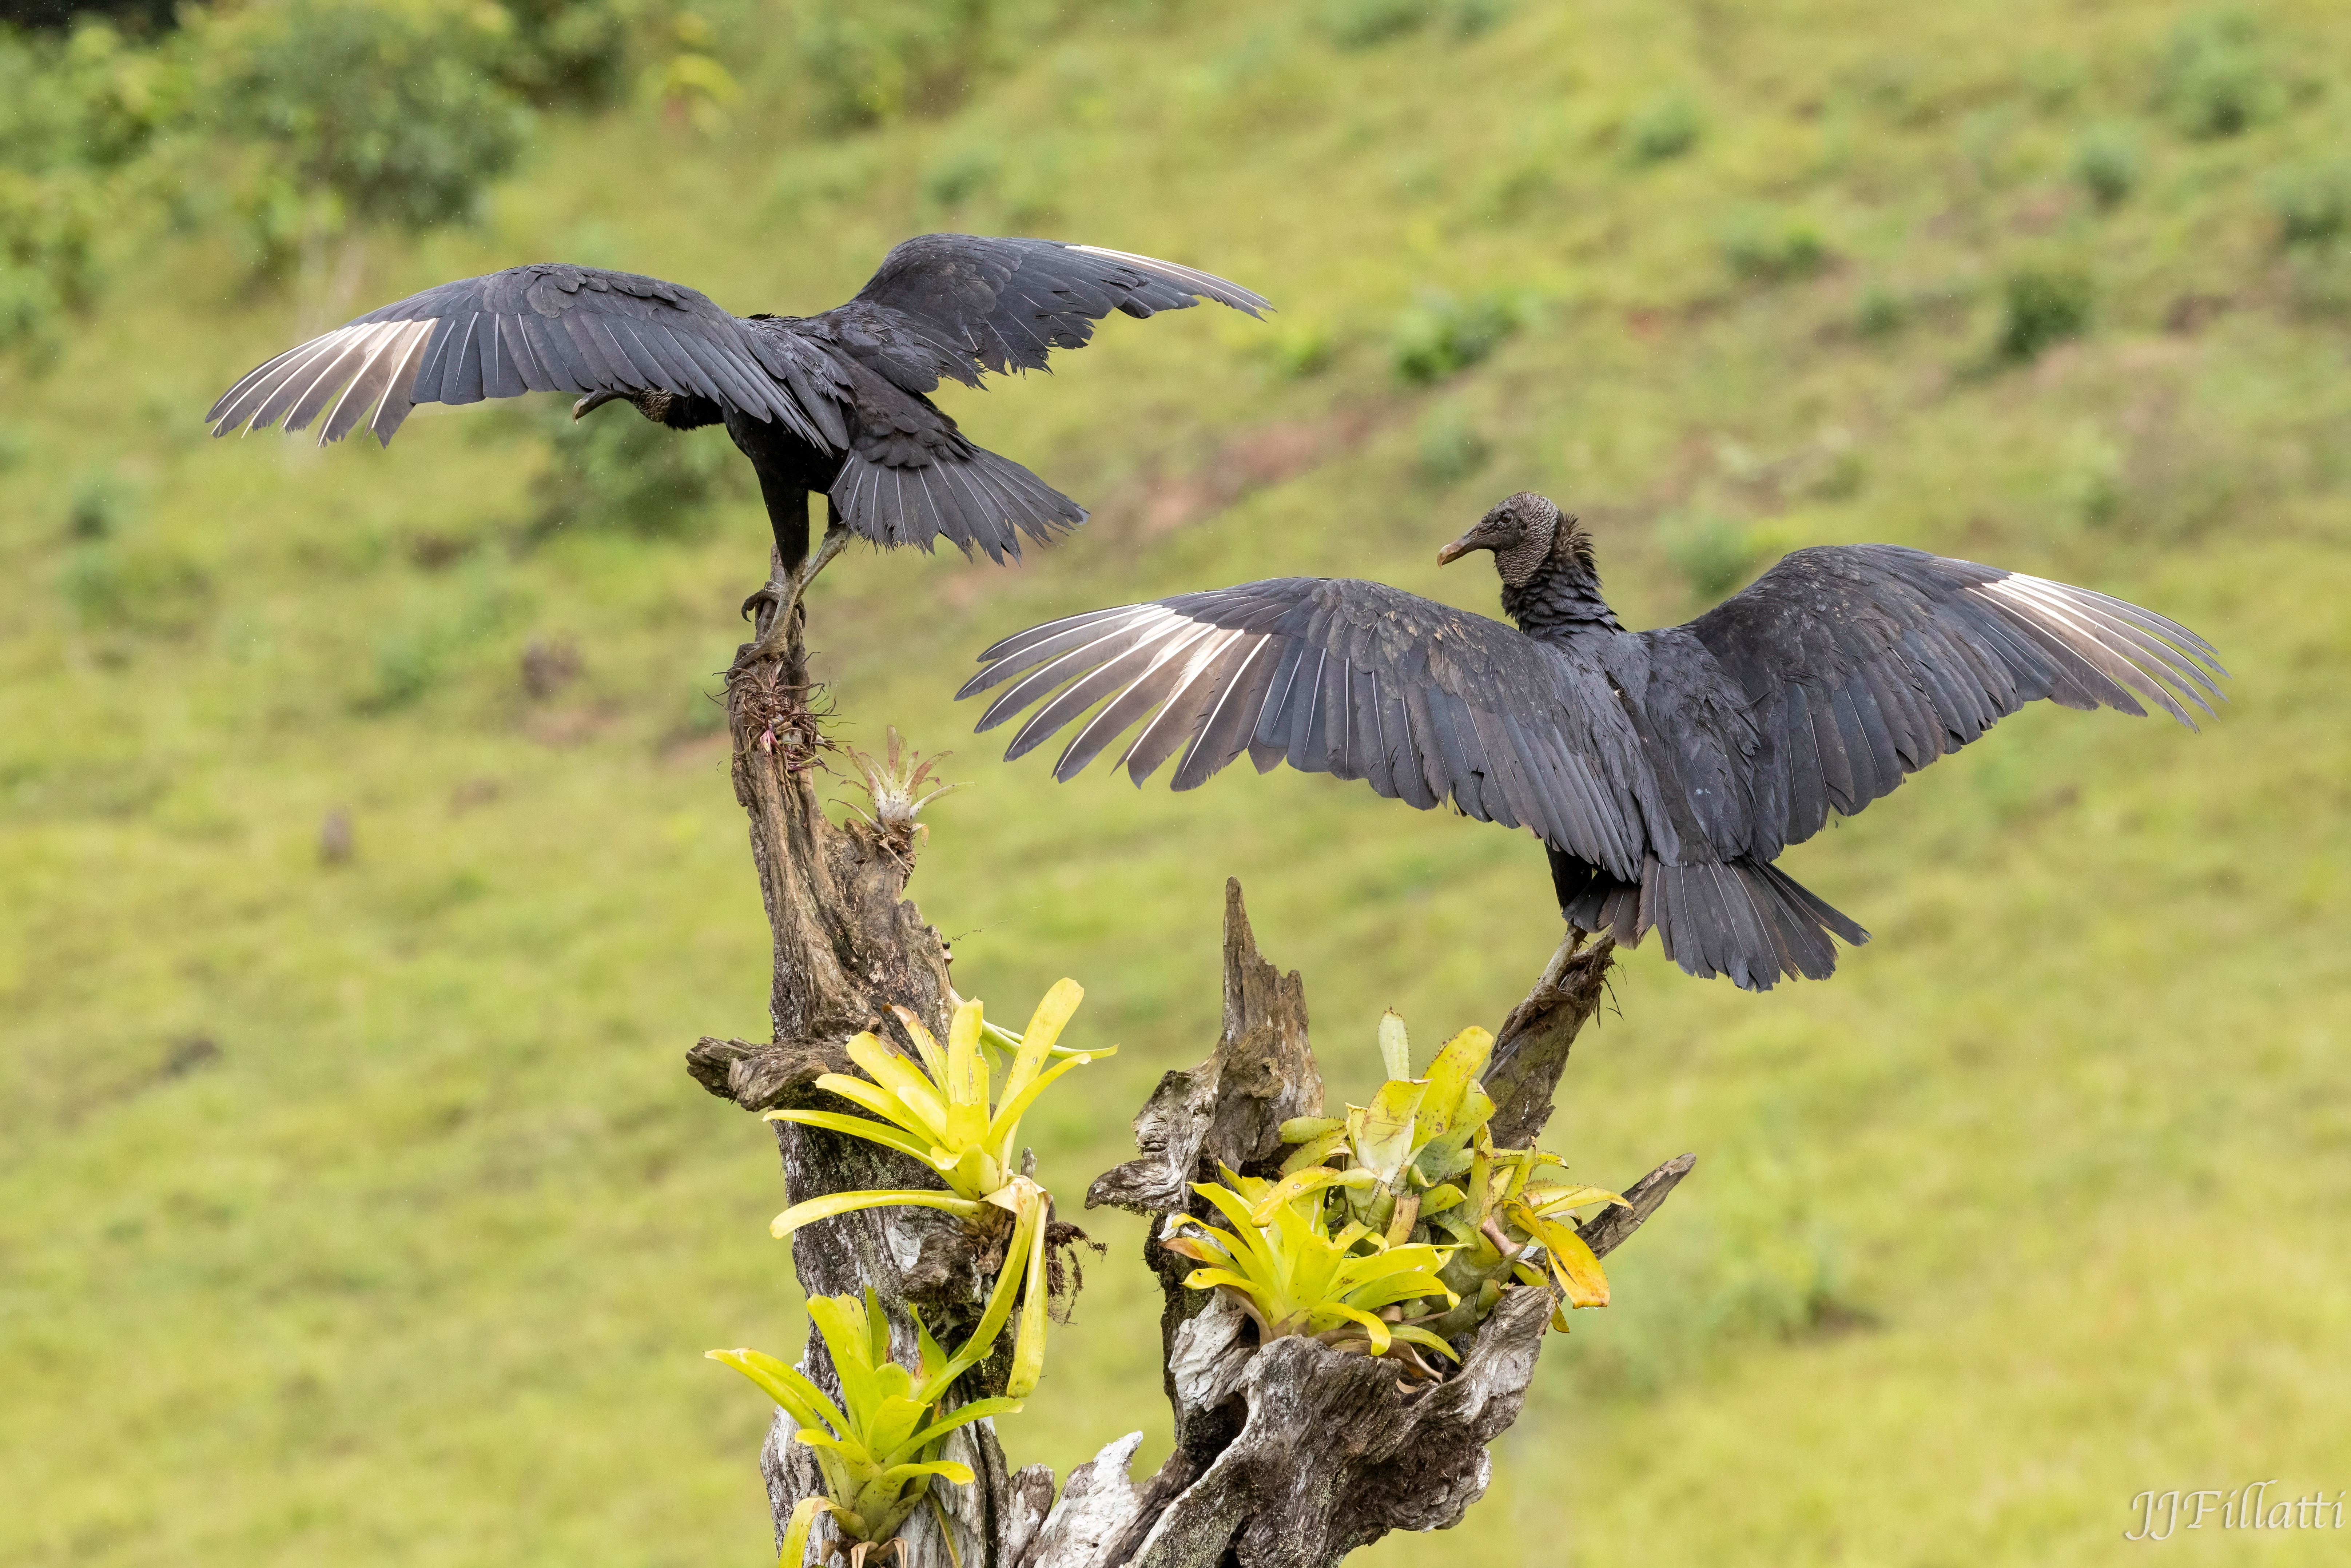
[827,444,1085,564]
[1550,847,1868,992]
[1548,848,1647,942]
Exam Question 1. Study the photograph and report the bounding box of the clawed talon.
[740,581,787,621]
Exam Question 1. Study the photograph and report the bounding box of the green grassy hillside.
[5,2,2349,1564]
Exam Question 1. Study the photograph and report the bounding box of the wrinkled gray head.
[1436,492,1587,586]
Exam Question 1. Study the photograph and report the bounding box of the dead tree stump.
[688,606,1691,1568]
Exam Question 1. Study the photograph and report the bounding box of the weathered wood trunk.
[687,607,1015,1568]
[688,609,1690,1567]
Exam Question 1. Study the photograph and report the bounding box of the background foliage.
[3,1,2348,1565]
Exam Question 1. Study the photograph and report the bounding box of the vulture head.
[575,387,656,422]
[1436,491,1594,586]
[572,386,721,431]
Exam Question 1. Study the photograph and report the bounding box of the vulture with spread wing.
[207,234,1268,661]
[960,492,2227,990]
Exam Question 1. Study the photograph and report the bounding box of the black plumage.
[959,492,2227,990]
[206,234,1269,589]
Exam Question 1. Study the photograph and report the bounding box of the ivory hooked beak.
[573,390,625,420]
[1435,530,1484,566]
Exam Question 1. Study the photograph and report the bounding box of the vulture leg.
[1535,928,1591,992]
[733,508,853,672]
[739,486,810,624]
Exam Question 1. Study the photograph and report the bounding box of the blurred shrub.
[507,396,748,540]
[492,0,646,106]
[2071,125,2141,210]
[637,31,743,138]
[1319,0,1509,50]
[2266,160,2350,250]
[0,19,183,354]
[1321,0,1425,49]
[2053,427,2125,529]
[361,569,526,712]
[772,139,888,211]
[1854,285,1910,339]
[2271,165,2351,315]
[0,169,97,355]
[0,1,669,343]
[1807,447,1867,502]
[920,139,1003,208]
[1997,264,2092,362]
[2021,49,2087,110]
[785,0,1064,131]
[1718,205,1829,283]
[1259,318,1334,378]
[192,0,533,253]
[2152,8,2303,139]
[1447,0,1511,36]
[2285,256,2351,318]
[52,463,216,639]
[0,19,178,168]
[679,666,732,736]
[1472,159,1553,223]
[59,542,212,637]
[1415,402,1490,487]
[1391,288,1519,383]
[1622,90,1702,166]
[3,0,179,31]
[1557,1171,1865,1400]
[1657,510,1762,599]
[64,468,141,541]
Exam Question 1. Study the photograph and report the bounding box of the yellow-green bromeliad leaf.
[1172,1171,1459,1359]
[765,982,1112,1209]
[1508,1199,1612,1309]
[1352,1079,1428,1185]
[1377,1008,1412,1081]
[1415,1026,1494,1134]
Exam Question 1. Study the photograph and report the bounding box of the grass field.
[4,1,2349,1563]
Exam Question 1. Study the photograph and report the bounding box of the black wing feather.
[1677,544,2226,859]
[208,263,824,447]
[961,578,1649,880]
[834,234,1270,395]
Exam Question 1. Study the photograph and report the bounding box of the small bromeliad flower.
[844,726,965,852]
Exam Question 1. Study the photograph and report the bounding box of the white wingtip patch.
[209,317,437,447]
[1065,243,1274,316]
[1972,573,2226,728]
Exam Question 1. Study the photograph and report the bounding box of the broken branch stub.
[1087,878,1325,1214]
[1481,932,1617,1150]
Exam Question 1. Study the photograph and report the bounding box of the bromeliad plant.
[842,726,964,854]
[1178,1011,1630,1372]
[709,1249,1033,1564]
[1162,1167,1464,1376]
[762,981,1112,1398]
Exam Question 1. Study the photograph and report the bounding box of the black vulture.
[958,492,2228,990]
[205,234,1269,663]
